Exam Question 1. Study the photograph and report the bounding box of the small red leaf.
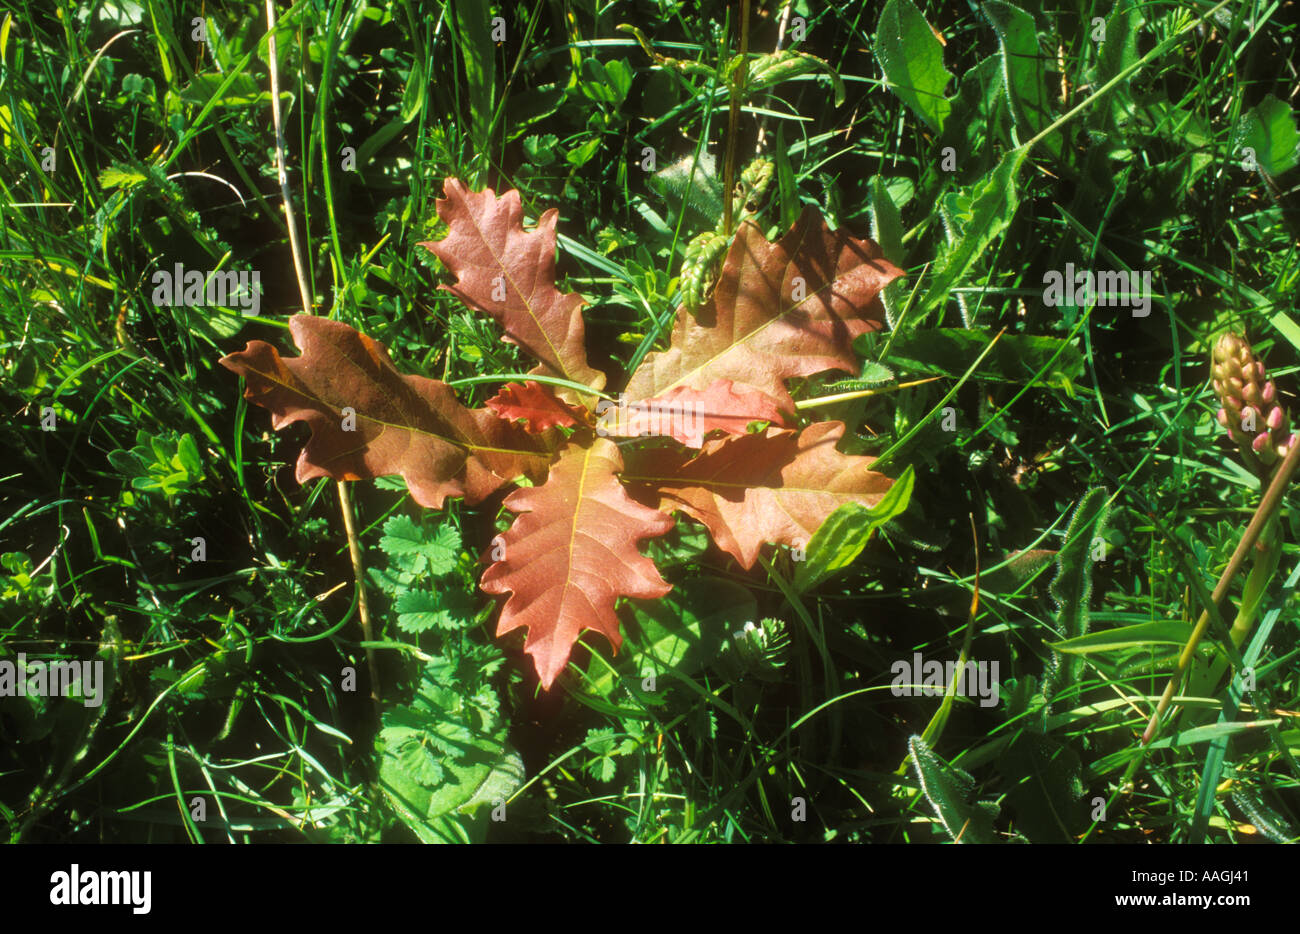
[486,381,581,431]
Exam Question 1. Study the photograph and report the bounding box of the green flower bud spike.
[1212,331,1293,475]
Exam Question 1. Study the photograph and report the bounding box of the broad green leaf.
[908,735,1000,843]
[1049,619,1193,654]
[98,164,149,190]
[1234,94,1300,177]
[796,466,914,592]
[875,0,952,132]
[941,53,1011,163]
[868,326,1083,392]
[394,590,472,633]
[379,515,460,576]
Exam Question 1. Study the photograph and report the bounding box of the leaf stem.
[446,373,614,401]
[794,376,940,410]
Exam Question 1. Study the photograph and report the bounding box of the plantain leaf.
[908,735,1001,843]
[1047,488,1110,696]
[795,466,914,592]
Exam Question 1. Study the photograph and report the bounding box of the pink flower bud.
[1262,381,1276,404]
[1268,406,1285,430]
[1253,433,1271,453]
[1217,408,1229,427]
[1245,383,1263,408]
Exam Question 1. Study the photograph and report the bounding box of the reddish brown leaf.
[596,379,789,448]
[419,179,606,393]
[219,315,553,508]
[486,381,581,431]
[624,209,904,410]
[480,438,674,688]
[622,421,893,569]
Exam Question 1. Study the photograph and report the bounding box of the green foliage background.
[2,0,1299,843]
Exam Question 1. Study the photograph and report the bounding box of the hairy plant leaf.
[219,315,554,508]
[908,735,1001,843]
[1047,487,1110,695]
[624,209,904,411]
[596,378,789,448]
[420,179,605,393]
[485,380,581,430]
[983,1,1061,159]
[920,148,1025,323]
[623,422,894,569]
[480,438,674,688]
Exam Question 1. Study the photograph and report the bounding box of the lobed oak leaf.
[480,438,674,689]
[485,380,582,431]
[596,378,789,448]
[624,209,904,411]
[622,421,893,569]
[219,315,553,508]
[419,178,606,395]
